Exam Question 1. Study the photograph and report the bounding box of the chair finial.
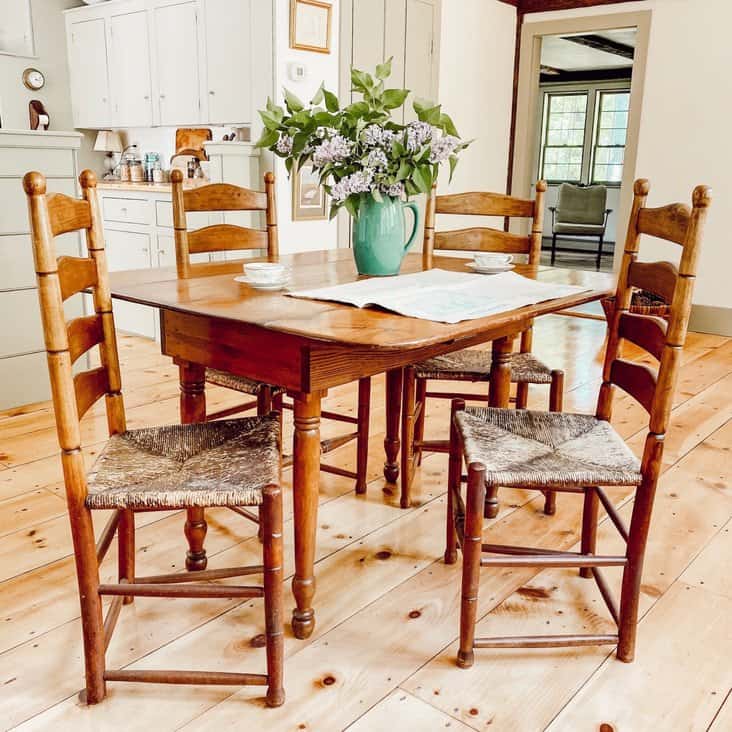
[23,171,47,195]
[692,185,712,208]
[634,179,650,196]
[171,168,184,184]
[79,169,98,189]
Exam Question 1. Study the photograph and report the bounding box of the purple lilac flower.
[429,134,459,163]
[316,126,339,139]
[312,134,353,167]
[381,181,404,198]
[275,134,293,155]
[361,124,385,147]
[405,121,432,152]
[366,149,388,170]
[330,169,375,203]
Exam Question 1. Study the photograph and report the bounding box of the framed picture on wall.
[292,163,328,221]
[290,0,332,54]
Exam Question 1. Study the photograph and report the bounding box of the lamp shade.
[94,130,123,153]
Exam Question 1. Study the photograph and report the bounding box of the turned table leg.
[291,391,322,640]
[383,367,403,483]
[485,335,515,519]
[178,360,208,571]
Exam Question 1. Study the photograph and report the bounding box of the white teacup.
[473,253,513,268]
[244,262,290,284]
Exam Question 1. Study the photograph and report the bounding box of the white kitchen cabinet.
[204,0,252,125]
[404,0,439,120]
[152,1,202,125]
[109,9,154,127]
[66,17,112,128]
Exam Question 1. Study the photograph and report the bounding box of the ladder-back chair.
[172,169,372,493]
[401,181,562,513]
[24,170,285,707]
[448,179,710,667]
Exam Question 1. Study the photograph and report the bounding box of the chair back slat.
[58,256,98,301]
[637,203,690,245]
[47,193,92,236]
[609,359,657,414]
[183,182,268,211]
[172,170,278,279]
[618,312,667,362]
[434,227,530,254]
[68,314,105,364]
[187,224,268,254]
[627,260,678,304]
[74,366,111,420]
[597,179,711,449]
[435,191,535,218]
[24,170,126,493]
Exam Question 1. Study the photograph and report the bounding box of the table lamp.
[94,130,123,180]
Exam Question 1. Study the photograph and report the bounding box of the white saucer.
[467,262,515,274]
[234,275,290,290]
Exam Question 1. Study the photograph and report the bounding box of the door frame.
[511,9,651,270]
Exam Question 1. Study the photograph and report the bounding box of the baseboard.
[689,305,732,337]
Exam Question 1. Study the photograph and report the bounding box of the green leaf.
[345,101,370,118]
[255,128,279,148]
[413,97,441,125]
[439,112,459,137]
[382,88,409,109]
[371,188,383,203]
[258,108,283,130]
[396,160,411,180]
[283,88,305,113]
[329,203,340,220]
[412,165,432,194]
[323,88,340,113]
[448,155,458,182]
[404,179,419,196]
[375,57,393,80]
[285,157,294,176]
[310,85,324,106]
[351,68,373,93]
[344,194,359,218]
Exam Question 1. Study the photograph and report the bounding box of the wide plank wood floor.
[0,314,730,731]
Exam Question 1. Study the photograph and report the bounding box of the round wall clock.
[22,68,45,91]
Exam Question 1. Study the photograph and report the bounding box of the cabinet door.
[404,0,438,119]
[109,10,153,127]
[204,0,251,124]
[67,18,111,128]
[153,1,201,125]
[105,229,156,338]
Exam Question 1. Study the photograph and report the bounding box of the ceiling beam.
[562,33,635,59]
[517,0,644,13]
[540,66,633,83]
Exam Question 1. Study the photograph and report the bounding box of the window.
[591,90,629,184]
[540,93,588,183]
[538,85,630,186]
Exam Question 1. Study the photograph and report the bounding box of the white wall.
[525,0,732,315]
[272,0,340,253]
[0,0,98,170]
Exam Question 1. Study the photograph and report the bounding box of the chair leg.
[261,485,285,707]
[257,386,273,416]
[355,377,371,494]
[400,366,417,509]
[457,462,486,669]
[69,500,107,704]
[414,378,427,466]
[543,369,565,516]
[551,233,557,265]
[445,399,465,565]
[580,487,599,579]
[118,509,135,605]
[596,234,604,271]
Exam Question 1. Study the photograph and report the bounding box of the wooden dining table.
[108,249,615,640]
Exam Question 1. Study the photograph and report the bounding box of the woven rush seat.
[86,415,280,510]
[415,349,553,384]
[205,368,285,396]
[455,406,642,489]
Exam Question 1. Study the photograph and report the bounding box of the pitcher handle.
[402,201,420,254]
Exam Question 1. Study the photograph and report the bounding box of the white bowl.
[243,262,290,284]
[474,253,513,267]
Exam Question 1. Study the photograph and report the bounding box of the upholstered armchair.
[549,183,612,270]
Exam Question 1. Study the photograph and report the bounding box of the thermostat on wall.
[287,62,307,82]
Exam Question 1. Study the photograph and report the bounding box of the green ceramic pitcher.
[351,196,420,276]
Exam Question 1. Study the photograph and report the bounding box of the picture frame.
[290,0,332,54]
[292,162,328,221]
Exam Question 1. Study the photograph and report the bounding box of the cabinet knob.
[144,95,150,100]
[209,90,215,95]
[102,97,107,103]
[160,94,166,99]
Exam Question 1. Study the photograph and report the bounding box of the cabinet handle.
[144,95,150,100]
[142,247,149,253]
[160,94,166,99]
[209,90,215,95]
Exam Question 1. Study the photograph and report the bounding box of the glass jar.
[152,162,164,183]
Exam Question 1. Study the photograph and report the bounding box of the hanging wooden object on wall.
[29,100,50,131]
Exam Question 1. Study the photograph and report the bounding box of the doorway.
[512,11,651,275]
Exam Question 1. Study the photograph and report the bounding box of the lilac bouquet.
[256,58,470,218]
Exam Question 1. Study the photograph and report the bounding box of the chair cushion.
[455,407,642,489]
[556,183,607,225]
[415,349,553,384]
[206,368,284,396]
[85,415,280,510]
[553,222,606,236]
